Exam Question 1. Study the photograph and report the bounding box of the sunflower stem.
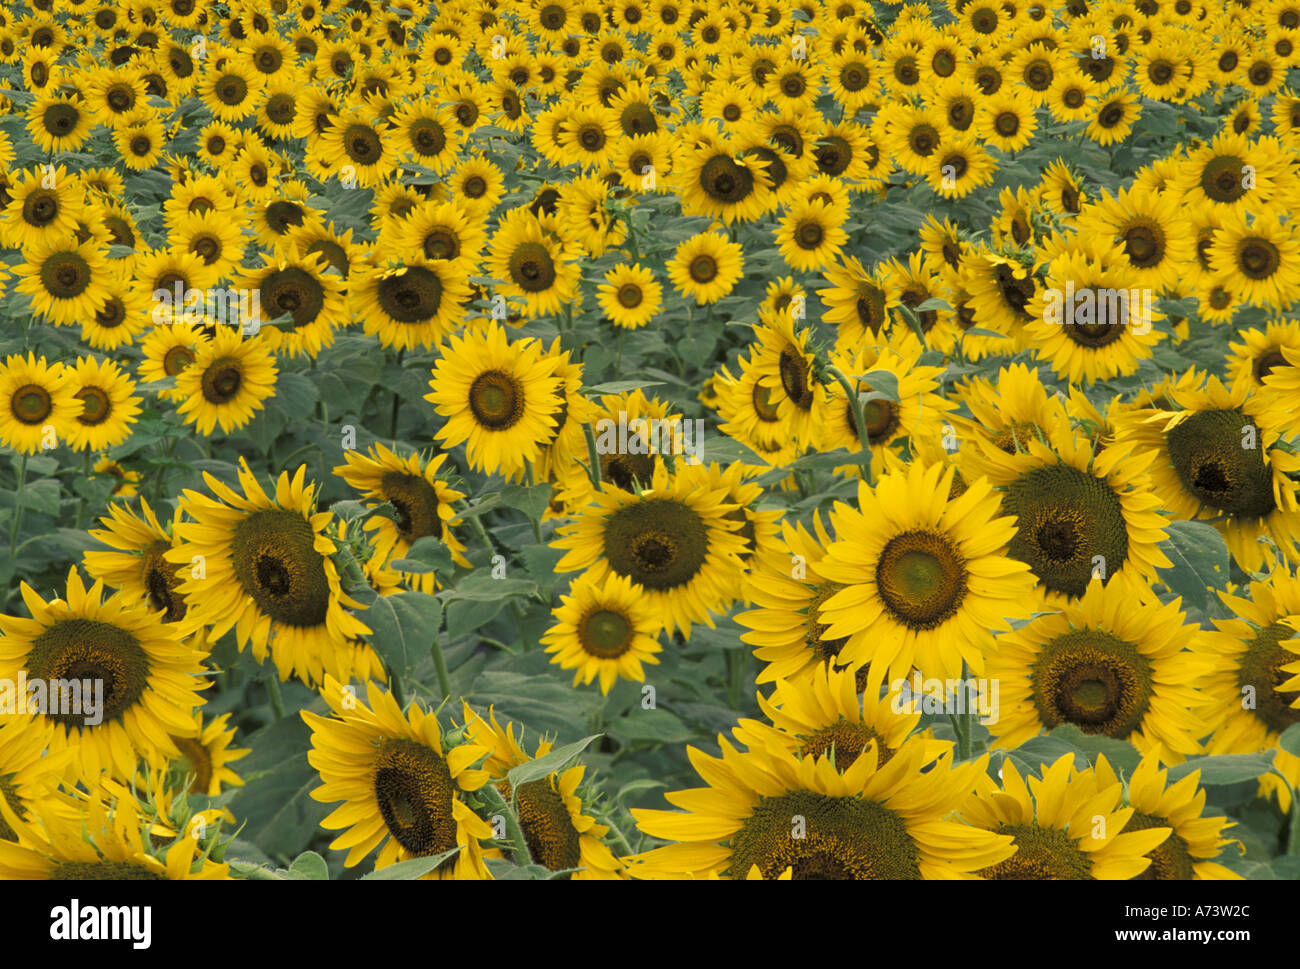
[480,783,533,866]
[582,422,603,487]
[387,665,406,708]
[390,348,404,439]
[74,450,91,530]
[265,672,286,721]
[826,365,873,484]
[726,647,747,711]
[430,634,452,700]
[8,453,28,560]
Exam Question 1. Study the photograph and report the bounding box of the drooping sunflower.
[0,791,229,880]
[1113,372,1300,574]
[0,717,76,843]
[425,322,563,479]
[302,676,494,879]
[334,444,471,594]
[0,568,209,781]
[173,327,279,436]
[742,312,828,450]
[820,255,894,350]
[737,513,865,687]
[815,461,1038,692]
[459,704,625,879]
[0,352,78,454]
[166,460,372,685]
[552,462,749,639]
[963,421,1172,603]
[1199,572,1300,811]
[542,571,664,695]
[168,710,250,796]
[962,755,1171,880]
[666,230,744,305]
[989,577,1213,765]
[733,664,952,773]
[1093,754,1241,880]
[63,355,141,453]
[81,497,194,626]
[629,737,1014,879]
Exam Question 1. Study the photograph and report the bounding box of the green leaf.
[1166,753,1277,786]
[585,379,665,394]
[1155,520,1230,614]
[500,482,552,523]
[1048,725,1141,776]
[505,735,602,790]
[273,371,319,420]
[440,573,539,602]
[855,369,900,403]
[610,708,697,745]
[1279,723,1300,758]
[389,534,454,576]
[284,851,330,880]
[360,590,443,674]
[360,847,462,879]
[16,478,61,517]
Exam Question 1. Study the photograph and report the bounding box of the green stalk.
[430,635,452,701]
[582,423,603,488]
[479,783,534,866]
[265,673,286,721]
[8,453,28,559]
[827,365,873,483]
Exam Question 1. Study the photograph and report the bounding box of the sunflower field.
[0,0,1299,891]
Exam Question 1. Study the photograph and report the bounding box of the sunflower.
[1093,754,1241,880]
[1228,321,1300,394]
[459,704,625,878]
[989,578,1213,764]
[1207,209,1300,309]
[977,94,1036,153]
[169,711,250,796]
[1075,184,1194,293]
[137,322,209,402]
[962,755,1171,880]
[0,717,76,843]
[0,568,209,781]
[238,251,348,358]
[737,513,867,686]
[485,207,581,318]
[0,165,84,251]
[425,322,563,478]
[553,462,749,639]
[13,235,111,327]
[303,676,494,879]
[115,114,167,171]
[1023,238,1166,385]
[334,444,471,594]
[83,498,188,623]
[744,312,827,449]
[309,106,396,188]
[198,58,263,122]
[25,90,92,153]
[173,328,278,436]
[1199,573,1300,811]
[0,352,78,455]
[966,419,1173,603]
[392,198,485,269]
[166,460,371,685]
[0,791,229,880]
[93,458,141,499]
[448,152,506,215]
[1085,89,1141,145]
[820,255,894,349]
[597,262,664,329]
[1170,131,1288,213]
[926,135,995,198]
[63,355,141,453]
[675,140,774,224]
[815,461,1038,692]
[666,230,744,304]
[734,664,952,773]
[629,736,1014,879]
[1113,372,1300,574]
[774,198,848,273]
